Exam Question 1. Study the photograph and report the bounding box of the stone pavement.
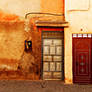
[0,80,91,92]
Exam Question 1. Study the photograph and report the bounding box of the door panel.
[53,56,62,61]
[73,38,91,83]
[76,51,89,76]
[42,31,64,80]
[50,62,55,71]
[43,46,49,55]
[50,45,55,55]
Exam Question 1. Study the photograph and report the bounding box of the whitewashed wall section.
[67,0,90,11]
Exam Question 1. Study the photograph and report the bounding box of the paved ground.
[0,80,91,92]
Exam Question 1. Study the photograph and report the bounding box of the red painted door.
[73,38,91,83]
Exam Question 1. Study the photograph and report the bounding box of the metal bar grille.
[42,31,64,80]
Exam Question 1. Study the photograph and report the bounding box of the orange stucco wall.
[0,21,25,70]
[0,0,64,79]
[0,12,41,79]
[41,0,64,14]
[0,0,64,17]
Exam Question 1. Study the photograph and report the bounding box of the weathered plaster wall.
[0,0,41,16]
[0,21,25,70]
[0,11,41,80]
[41,0,64,14]
[0,0,64,17]
[0,0,64,79]
[65,0,92,84]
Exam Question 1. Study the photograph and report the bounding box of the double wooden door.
[73,34,92,83]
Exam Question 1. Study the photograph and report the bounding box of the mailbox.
[25,40,32,52]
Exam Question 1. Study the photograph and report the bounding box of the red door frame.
[38,27,64,79]
[38,27,64,44]
[38,27,64,34]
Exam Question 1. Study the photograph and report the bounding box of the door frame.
[40,27,64,80]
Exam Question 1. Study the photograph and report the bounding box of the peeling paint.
[0,11,41,80]
[0,10,19,21]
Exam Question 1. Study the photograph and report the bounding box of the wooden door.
[42,31,64,80]
[73,35,91,83]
